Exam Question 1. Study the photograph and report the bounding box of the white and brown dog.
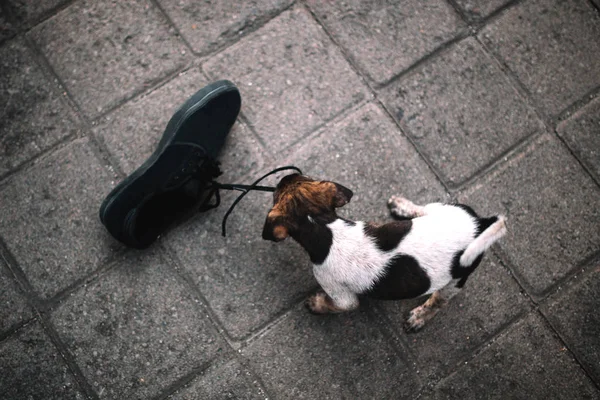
[262,174,507,332]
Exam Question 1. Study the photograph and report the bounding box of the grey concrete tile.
[242,304,419,400]
[377,255,528,381]
[7,0,69,26]
[0,38,79,177]
[379,37,544,187]
[0,260,33,335]
[157,0,293,56]
[307,0,465,84]
[289,102,448,222]
[453,0,511,19]
[169,359,264,400]
[557,97,600,180]
[93,68,263,182]
[541,265,600,383]
[0,5,14,43]
[0,322,85,400]
[204,7,369,153]
[479,0,600,117]
[165,191,316,339]
[459,134,600,297]
[429,313,599,399]
[51,250,224,400]
[29,0,189,119]
[0,139,120,299]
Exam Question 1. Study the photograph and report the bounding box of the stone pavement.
[1,0,599,398]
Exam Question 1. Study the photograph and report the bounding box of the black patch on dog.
[451,250,484,288]
[294,220,333,265]
[454,203,498,235]
[363,221,412,252]
[363,254,430,300]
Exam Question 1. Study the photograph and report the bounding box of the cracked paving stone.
[379,37,544,187]
[93,68,263,182]
[541,266,600,383]
[242,304,419,400]
[204,6,369,153]
[479,0,600,117]
[51,250,224,400]
[0,38,79,178]
[0,322,85,399]
[429,313,599,399]
[307,0,465,84]
[0,139,120,299]
[459,134,600,297]
[29,0,189,119]
[157,0,293,56]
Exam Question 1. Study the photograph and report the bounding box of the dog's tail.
[459,215,507,267]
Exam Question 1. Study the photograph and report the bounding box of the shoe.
[99,80,241,249]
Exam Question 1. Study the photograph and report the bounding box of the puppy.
[262,174,506,332]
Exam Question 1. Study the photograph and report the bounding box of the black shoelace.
[192,159,302,236]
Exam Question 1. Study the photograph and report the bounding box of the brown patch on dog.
[405,291,446,332]
[305,292,350,314]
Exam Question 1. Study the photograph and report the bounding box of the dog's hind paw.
[404,312,426,333]
[305,293,329,314]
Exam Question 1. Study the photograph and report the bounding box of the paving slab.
[0,5,14,43]
[377,254,528,381]
[157,0,293,56]
[168,358,264,400]
[29,0,189,119]
[165,191,316,340]
[541,265,600,383]
[204,6,369,153]
[0,139,120,299]
[242,303,419,400]
[6,0,70,27]
[93,68,263,181]
[428,312,599,399]
[50,250,225,400]
[379,37,544,187]
[459,134,600,297]
[0,321,85,400]
[288,102,448,222]
[479,0,600,117]
[306,0,465,85]
[0,259,33,335]
[0,38,79,178]
[557,97,600,180]
[452,0,512,20]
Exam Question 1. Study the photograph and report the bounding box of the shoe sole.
[99,80,240,226]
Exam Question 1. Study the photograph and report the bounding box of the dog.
[262,174,507,332]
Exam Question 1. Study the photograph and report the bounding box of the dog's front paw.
[305,293,329,314]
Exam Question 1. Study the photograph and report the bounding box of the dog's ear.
[332,182,353,208]
[262,215,290,242]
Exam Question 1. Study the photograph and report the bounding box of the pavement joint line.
[556,86,600,125]
[534,308,600,393]
[550,126,600,189]
[2,0,78,36]
[150,357,226,400]
[35,310,101,400]
[147,0,199,60]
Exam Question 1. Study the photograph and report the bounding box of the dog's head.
[262,174,353,242]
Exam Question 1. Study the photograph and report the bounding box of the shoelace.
[190,159,302,236]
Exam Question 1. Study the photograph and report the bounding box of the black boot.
[99,80,241,249]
